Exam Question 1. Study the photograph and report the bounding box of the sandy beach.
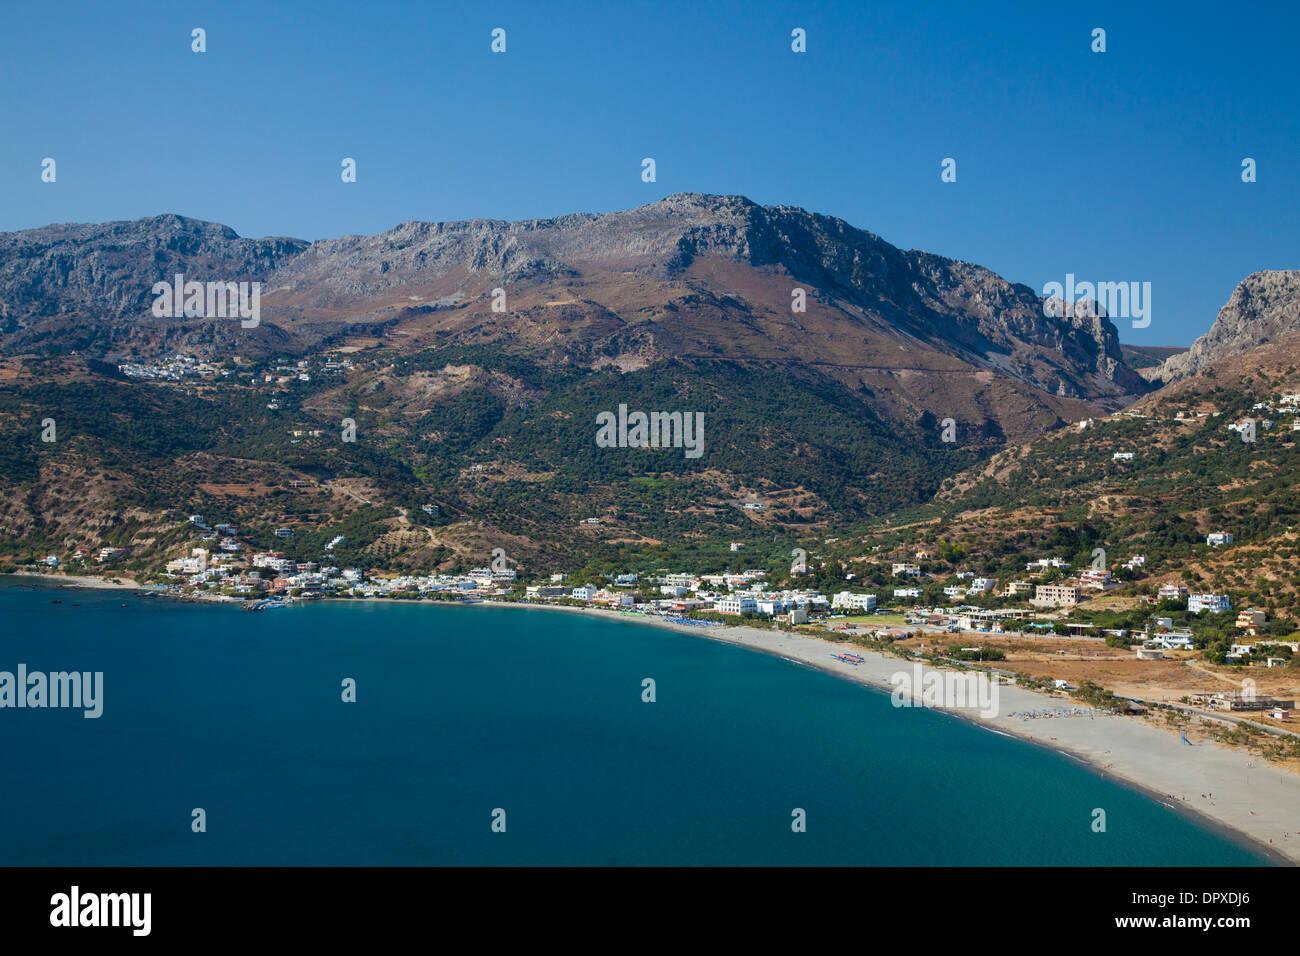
[483,600,1300,864]
[7,571,243,603]
[10,571,141,591]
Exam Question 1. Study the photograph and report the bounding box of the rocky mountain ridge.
[1157,270,1300,381]
[0,195,1144,407]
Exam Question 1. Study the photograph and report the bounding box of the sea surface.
[0,580,1271,865]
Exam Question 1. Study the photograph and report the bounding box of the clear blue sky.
[2,0,1296,346]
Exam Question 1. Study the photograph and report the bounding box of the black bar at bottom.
[0,866,1289,942]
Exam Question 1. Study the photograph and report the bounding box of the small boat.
[245,598,289,611]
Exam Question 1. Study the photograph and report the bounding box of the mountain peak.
[648,192,760,213]
[136,213,238,237]
[1159,269,1300,381]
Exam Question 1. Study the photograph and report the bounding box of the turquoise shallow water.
[0,581,1271,865]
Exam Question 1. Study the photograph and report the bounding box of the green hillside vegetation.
[0,347,999,570]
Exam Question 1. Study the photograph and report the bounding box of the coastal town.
[26,506,1298,751]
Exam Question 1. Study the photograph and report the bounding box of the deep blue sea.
[0,580,1271,865]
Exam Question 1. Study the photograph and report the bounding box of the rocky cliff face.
[0,215,307,354]
[1158,270,1300,381]
[0,194,1148,418]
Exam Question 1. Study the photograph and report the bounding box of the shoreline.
[476,600,1300,865]
[6,574,1296,864]
[8,571,240,603]
[10,571,142,591]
